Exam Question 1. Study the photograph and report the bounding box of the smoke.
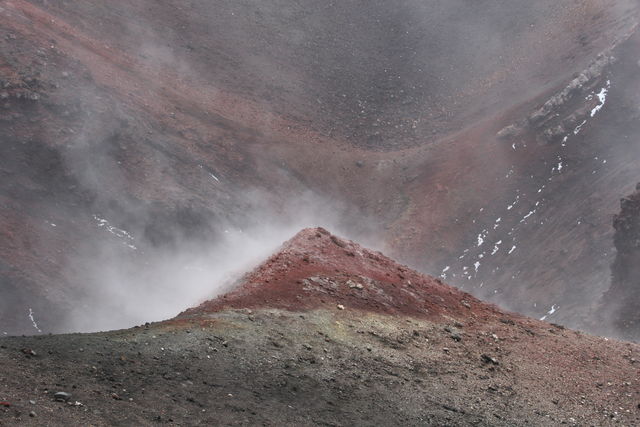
[51,57,378,332]
[56,90,374,332]
[62,210,323,332]
[22,3,382,333]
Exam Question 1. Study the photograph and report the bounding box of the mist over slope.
[1,228,639,426]
[1,0,640,336]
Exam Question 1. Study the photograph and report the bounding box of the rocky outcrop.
[497,53,616,144]
[600,184,640,341]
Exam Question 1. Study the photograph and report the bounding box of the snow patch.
[28,308,42,333]
[573,119,587,135]
[93,215,137,250]
[520,209,536,223]
[590,80,610,117]
[440,266,450,279]
[540,304,559,321]
[198,164,221,183]
[507,195,520,210]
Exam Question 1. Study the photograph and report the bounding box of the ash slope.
[1,228,639,426]
[2,0,640,335]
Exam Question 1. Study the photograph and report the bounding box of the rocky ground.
[1,229,640,426]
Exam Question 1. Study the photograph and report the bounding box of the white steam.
[63,202,355,333]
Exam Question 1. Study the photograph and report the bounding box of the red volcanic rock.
[181,227,499,321]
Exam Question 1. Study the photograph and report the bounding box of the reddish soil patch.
[182,227,506,322]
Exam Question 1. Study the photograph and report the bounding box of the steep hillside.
[397,27,640,330]
[2,0,640,337]
[1,229,639,426]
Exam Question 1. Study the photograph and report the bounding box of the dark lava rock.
[54,392,72,402]
[598,183,640,341]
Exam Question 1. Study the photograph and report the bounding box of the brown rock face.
[601,184,640,341]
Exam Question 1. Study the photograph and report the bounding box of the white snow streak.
[540,304,559,321]
[28,308,42,333]
[590,80,610,117]
[93,215,137,250]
